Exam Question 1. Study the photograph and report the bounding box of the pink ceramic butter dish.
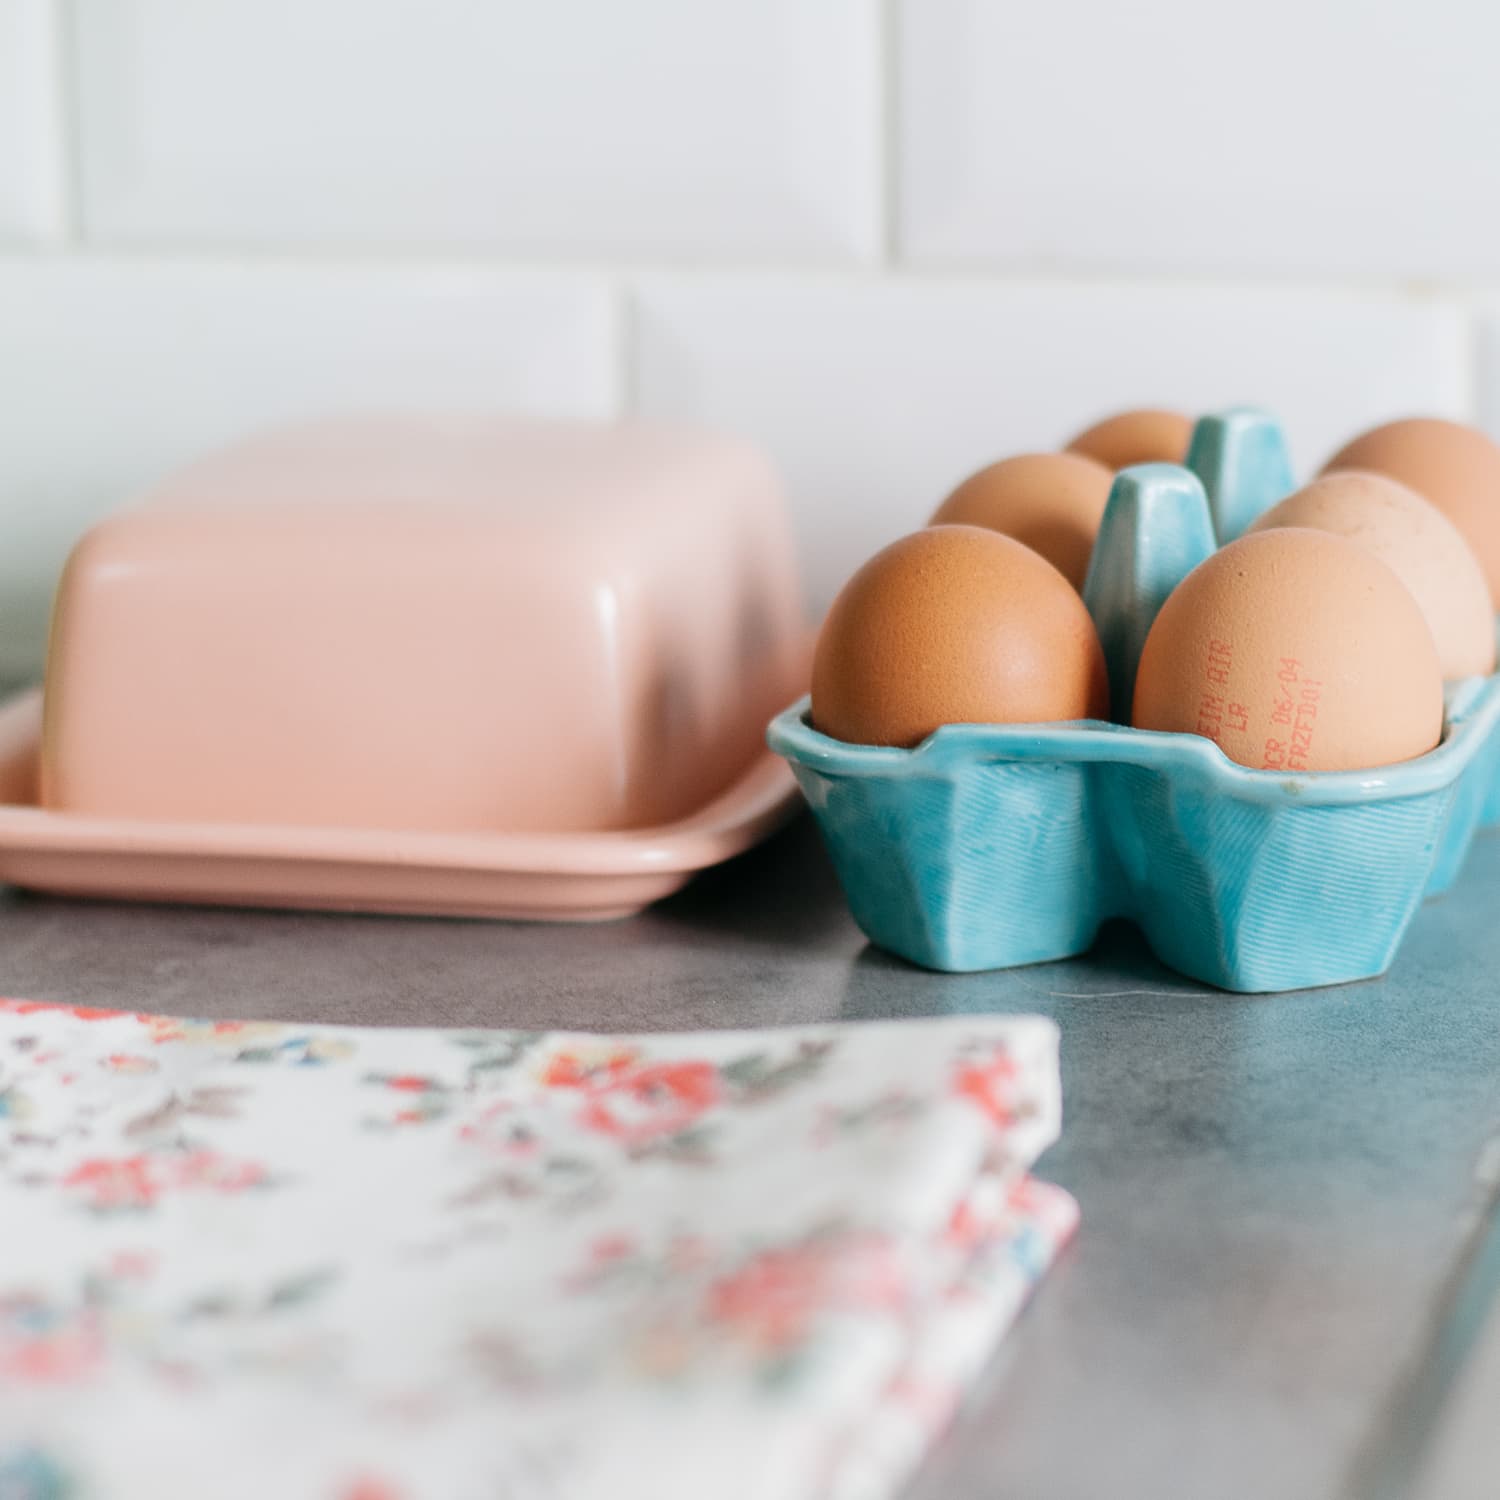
[0,691,798,920]
[23,415,809,919]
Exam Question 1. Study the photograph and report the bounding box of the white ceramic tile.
[0,258,615,678]
[633,274,1468,610]
[899,0,1500,277]
[0,0,64,239]
[71,0,880,259]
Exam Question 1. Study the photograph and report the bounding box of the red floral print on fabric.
[706,1242,834,1352]
[541,1049,636,1089]
[63,1156,160,1211]
[103,1053,157,1074]
[340,1480,403,1500]
[0,1300,105,1382]
[953,1050,1021,1128]
[543,1048,722,1146]
[63,1151,266,1210]
[706,1231,910,1355]
[0,1000,130,1022]
[589,1233,635,1264]
[945,1197,983,1251]
[1005,1175,1046,1215]
[577,1061,721,1146]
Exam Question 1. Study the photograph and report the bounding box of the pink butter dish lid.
[41,414,811,844]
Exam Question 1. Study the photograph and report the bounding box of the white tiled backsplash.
[0,0,1494,677]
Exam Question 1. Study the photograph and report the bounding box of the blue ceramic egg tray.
[769,410,1500,992]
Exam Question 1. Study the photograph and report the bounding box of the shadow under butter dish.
[810,525,1108,749]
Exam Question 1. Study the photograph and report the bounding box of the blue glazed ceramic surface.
[770,680,1500,991]
[770,409,1500,992]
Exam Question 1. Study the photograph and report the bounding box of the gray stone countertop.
[1,815,1497,1500]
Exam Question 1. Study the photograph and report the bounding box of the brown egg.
[812,526,1109,747]
[1065,409,1193,471]
[930,452,1113,589]
[1321,417,1500,605]
[1133,529,1443,772]
[1247,471,1496,679]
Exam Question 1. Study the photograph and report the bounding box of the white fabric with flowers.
[0,1002,1075,1500]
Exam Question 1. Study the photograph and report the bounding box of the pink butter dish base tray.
[0,692,802,921]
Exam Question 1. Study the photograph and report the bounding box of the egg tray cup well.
[769,410,1500,993]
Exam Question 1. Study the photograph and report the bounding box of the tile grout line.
[1339,1120,1500,1500]
[1,241,1495,304]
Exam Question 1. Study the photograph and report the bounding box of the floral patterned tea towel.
[0,1002,1077,1500]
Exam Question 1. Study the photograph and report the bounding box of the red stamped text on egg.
[1263,658,1321,771]
[1196,638,1233,739]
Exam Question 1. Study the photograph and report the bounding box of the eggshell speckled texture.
[1248,471,1496,679]
[1322,418,1500,605]
[1065,409,1193,471]
[811,525,1109,748]
[1133,529,1443,772]
[930,451,1113,589]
